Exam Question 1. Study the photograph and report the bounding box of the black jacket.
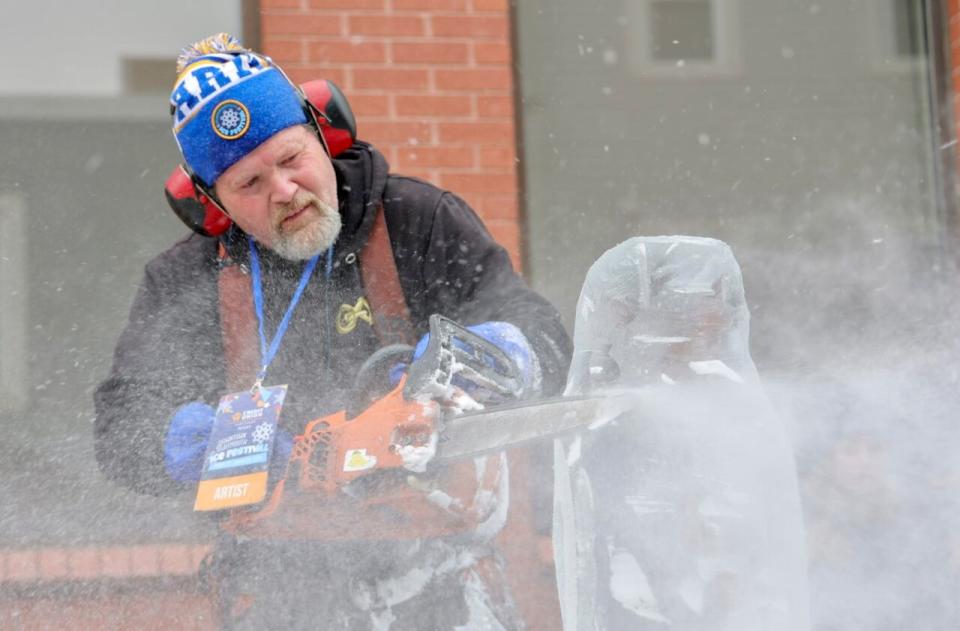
[94,142,571,496]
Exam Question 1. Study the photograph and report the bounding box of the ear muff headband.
[164,78,357,238]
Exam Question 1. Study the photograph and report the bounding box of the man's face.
[215,125,341,260]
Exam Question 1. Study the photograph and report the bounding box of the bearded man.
[93,34,570,630]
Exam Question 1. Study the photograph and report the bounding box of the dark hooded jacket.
[94,141,571,497]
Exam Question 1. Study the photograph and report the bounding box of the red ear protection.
[164,79,357,238]
[302,79,356,158]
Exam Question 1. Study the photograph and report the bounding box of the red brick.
[479,144,517,168]
[477,95,514,117]
[435,67,512,91]
[353,67,429,90]
[6,550,38,582]
[261,13,343,37]
[262,0,303,8]
[284,65,348,87]
[432,15,508,39]
[474,41,511,65]
[396,146,475,169]
[472,0,508,11]
[130,545,161,577]
[512,250,525,273]
[38,548,69,580]
[262,38,305,63]
[394,0,467,10]
[439,121,514,144]
[310,0,384,7]
[454,190,484,211]
[349,15,425,37]
[100,546,131,578]
[309,40,386,64]
[395,168,440,184]
[393,42,469,65]
[384,145,400,165]
[68,547,100,580]
[441,172,517,193]
[468,196,488,214]
[4,590,216,629]
[395,94,472,117]
[360,121,434,145]
[477,194,518,220]
[348,93,391,117]
[159,544,195,575]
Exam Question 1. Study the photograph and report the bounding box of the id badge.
[194,385,288,512]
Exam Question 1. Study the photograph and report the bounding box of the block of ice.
[555,236,810,631]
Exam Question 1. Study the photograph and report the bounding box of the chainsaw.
[219,315,630,541]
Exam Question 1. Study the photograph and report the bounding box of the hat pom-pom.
[176,33,246,73]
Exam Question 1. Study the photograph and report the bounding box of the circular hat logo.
[211,100,250,140]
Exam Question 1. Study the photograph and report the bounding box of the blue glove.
[393,321,541,399]
[164,402,215,484]
[270,428,294,480]
[164,402,295,484]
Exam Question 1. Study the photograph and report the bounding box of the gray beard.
[270,201,342,261]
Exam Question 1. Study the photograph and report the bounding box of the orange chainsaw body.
[220,378,507,541]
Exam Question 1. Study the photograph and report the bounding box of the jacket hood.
[331,140,390,262]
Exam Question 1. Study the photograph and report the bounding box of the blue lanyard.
[247,236,333,386]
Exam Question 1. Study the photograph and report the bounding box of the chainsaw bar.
[434,394,636,463]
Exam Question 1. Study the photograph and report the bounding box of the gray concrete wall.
[0,1,243,547]
[0,119,215,546]
[516,0,951,372]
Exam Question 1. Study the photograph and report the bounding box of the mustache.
[275,191,323,223]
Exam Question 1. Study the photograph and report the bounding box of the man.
[94,34,571,630]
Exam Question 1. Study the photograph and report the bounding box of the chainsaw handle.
[403,314,525,400]
[349,343,414,415]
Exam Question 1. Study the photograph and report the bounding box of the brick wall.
[257,7,561,631]
[1,544,215,629]
[260,0,524,268]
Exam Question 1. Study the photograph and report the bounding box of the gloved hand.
[270,428,295,480]
[392,321,541,401]
[164,402,215,483]
[164,402,295,484]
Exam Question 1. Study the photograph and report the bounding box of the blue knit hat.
[170,34,308,187]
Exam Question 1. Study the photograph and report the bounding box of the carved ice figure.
[554,236,809,631]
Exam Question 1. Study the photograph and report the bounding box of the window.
[625,0,741,77]
[650,0,714,61]
[864,0,928,72]
[892,0,924,59]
